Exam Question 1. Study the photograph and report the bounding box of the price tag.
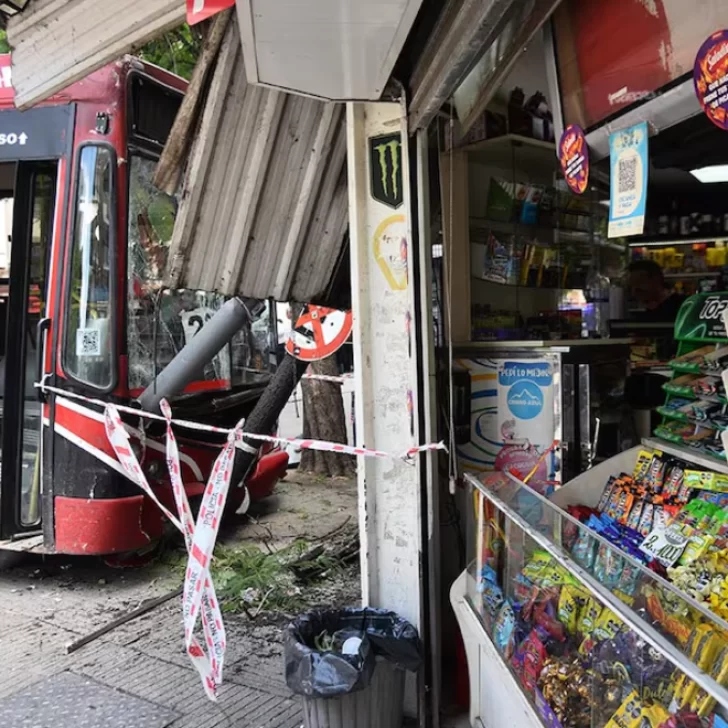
[639,526,688,568]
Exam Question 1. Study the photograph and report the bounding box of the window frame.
[61,141,118,393]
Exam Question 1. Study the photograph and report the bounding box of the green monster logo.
[369,133,403,209]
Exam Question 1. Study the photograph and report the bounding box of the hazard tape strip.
[300,372,354,384]
[106,402,231,700]
[68,384,447,700]
[38,384,447,462]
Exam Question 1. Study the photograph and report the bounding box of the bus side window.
[62,146,114,389]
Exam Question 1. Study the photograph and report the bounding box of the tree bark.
[300,356,355,477]
[153,8,232,194]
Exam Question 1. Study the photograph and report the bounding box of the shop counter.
[453,448,728,728]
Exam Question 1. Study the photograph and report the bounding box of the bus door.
[0,105,73,543]
[0,160,57,540]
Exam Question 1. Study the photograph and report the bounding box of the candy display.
[656,342,728,460]
[470,542,728,728]
[468,436,728,728]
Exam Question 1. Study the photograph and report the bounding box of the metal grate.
[0,671,178,728]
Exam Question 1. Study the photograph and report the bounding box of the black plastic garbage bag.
[284,607,422,698]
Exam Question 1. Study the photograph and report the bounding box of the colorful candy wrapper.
[604,690,642,728]
[493,600,516,658]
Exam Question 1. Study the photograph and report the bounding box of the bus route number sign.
[0,132,27,146]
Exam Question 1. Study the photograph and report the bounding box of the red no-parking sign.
[186,0,235,25]
[285,305,353,362]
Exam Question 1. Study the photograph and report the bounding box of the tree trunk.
[300,356,355,477]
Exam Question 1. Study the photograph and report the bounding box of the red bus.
[0,55,287,556]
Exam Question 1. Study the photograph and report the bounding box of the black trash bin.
[284,607,421,728]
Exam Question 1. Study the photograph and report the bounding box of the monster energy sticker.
[370,133,403,209]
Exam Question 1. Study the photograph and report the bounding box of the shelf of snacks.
[453,449,728,728]
[631,242,727,295]
[653,294,728,464]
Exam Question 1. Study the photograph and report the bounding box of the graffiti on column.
[373,214,409,291]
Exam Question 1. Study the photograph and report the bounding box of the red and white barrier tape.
[64,382,447,700]
[300,372,354,384]
[106,401,234,699]
[39,384,447,463]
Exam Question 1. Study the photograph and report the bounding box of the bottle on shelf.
[585,268,611,338]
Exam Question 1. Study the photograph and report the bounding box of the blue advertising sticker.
[498,361,552,421]
[608,121,649,238]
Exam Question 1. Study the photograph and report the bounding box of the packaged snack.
[639,703,670,726]
[594,543,624,589]
[645,454,667,493]
[557,585,580,635]
[572,530,597,569]
[689,643,728,717]
[679,533,716,565]
[670,625,725,711]
[684,469,728,494]
[671,344,717,367]
[577,596,602,638]
[513,573,536,610]
[592,608,624,642]
[703,344,728,371]
[598,477,619,512]
[534,599,566,642]
[479,565,505,615]
[615,489,636,525]
[493,600,516,657]
[615,560,640,597]
[605,485,628,520]
[692,375,722,396]
[626,501,644,532]
[604,690,642,728]
[539,562,578,588]
[521,551,551,582]
[663,463,686,499]
[638,503,655,537]
[482,232,514,284]
[690,399,721,421]
[653,506,668,532]
[633,450,656,482]
[521,628,548,695]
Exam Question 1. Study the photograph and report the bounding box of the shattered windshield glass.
[126,155,270,394]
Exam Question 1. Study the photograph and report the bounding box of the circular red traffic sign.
[285,305,353,361]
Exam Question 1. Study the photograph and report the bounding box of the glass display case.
[452,467,728,728]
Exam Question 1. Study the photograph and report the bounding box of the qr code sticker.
[76,327,101,356]
[618,156,637,192]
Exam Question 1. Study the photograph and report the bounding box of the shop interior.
[433,12,728,728]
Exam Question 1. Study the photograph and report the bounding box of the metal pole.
[139,297,250,413]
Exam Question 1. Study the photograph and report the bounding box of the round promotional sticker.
[694,29,728,130]
[285,305,353,361]
[559,124,589,194]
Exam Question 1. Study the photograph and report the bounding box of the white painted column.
[347,100,424,715]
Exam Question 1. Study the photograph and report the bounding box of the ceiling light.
[690,165,728,183]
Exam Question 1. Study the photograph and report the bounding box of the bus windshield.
[126,154,269,395]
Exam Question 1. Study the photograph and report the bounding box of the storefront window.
[63,146,114,389]
[126,156,267,393]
